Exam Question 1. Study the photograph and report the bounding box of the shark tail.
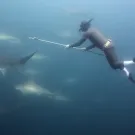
[19,51,37,65]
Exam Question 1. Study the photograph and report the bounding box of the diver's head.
[79,18,93,32]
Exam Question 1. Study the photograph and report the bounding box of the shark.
[15,80,70,102]
[0,33,20,44]
[0,51,37,76]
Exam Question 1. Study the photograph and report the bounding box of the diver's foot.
[133,58,135,62]
[129,73,135,84]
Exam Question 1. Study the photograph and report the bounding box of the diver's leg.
[123,67,135,83]
[123,67,130,76]
[123,58,135,66]
[103,46,134,68]
[104,46,135,83]
[104,46,121,69]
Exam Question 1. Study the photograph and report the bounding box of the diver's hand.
[65,44,71,49]
[82,47,88,52]
[33,37,39,40]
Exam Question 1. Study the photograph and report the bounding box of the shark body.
[0,51,37,76]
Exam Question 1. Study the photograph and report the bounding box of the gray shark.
[15,80,70,102]
[0,51,37,76]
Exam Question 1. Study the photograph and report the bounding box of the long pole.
[29,37,104,56]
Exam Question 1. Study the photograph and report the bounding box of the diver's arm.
[85,44,95,51]
[69,38,86,48]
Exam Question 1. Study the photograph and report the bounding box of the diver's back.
[86,27,108,49]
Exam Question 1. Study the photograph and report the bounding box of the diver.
[65,19,135,84]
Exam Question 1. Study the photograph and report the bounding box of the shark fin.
[0,68,6,76]
[19,51,37,65]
